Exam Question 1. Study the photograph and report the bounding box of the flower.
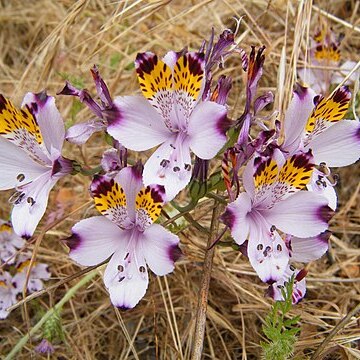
[13,253,51,293]
[0,271,18,319]
[298,25,359,94]
[35,339,55,354]
[65,164,181,309]
[105,51,229,200]
[0,92,73,238]
[222,150,332,283]
[0,220,24,264]
[282,85,360,209]
[58,66,118,145]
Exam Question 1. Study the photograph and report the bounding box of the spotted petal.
[142,138,192,201]
[104,239,148,309]
[0,136,48,191]
[11,171,57,238]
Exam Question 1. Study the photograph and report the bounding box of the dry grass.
[0,0,359,359]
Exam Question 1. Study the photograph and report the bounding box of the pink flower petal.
[66,120,105,145]
[248,223,289,283]
[222,192,252,246]
[142,139,192,201]
[22,92,65,156]
[187,101,228,159]
[290,231,330,262]
[11,171,57,238]
[140,223,180,276]
[67,216,123,266]
[108,95,170,151]
[104,240,148,309]
[305,120,360,167]
[282,85,317,154]
[0,136,48,191]
[262,191,332,238]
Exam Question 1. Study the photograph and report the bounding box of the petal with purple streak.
[140,223,180,276]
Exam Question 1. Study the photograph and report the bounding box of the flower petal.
[66,216,122,266]
[187,101,228,159]
[282,85,317,154]
[268,265,307,304]
[305,120,360,167]
[331,61,360,85]
[11,171,57,238]
[248,223,289,283]
[140,223,180,275]
[290,231,330,262]
[22,92,65,155]
[66,120,106,145]
[104,240,149,309]
[108,95,170,151]
[222,192,252,246]
[307,169,337,210]
[0,136,48,191]
[142,138,192,201]
[262,191,332,238]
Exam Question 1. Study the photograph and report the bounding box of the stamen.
[17,174,25,182]
[139,266,146,273]
[257,244,263,250]
[117,265,124,272]
[290,264,295,271]
[184,163,191,171]
[9,191,25,205]
[118,276,125,283]
[160,159,170,168]
[27,197,35,206]
[173,166,180,172]
[277,244,282,251]
[263,246,271,257]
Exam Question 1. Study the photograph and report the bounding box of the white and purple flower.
[222,150,332,283]
[0,220,24,264]
[105,51,229,200]
[65,164,181,309]
[0,271,18,319]
[282,85,360,209]
[0,92,73,238]
[13,253,51,293]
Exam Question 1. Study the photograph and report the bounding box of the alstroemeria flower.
[267,265,307,304]
[0,92,73,238]
[0,271,18,319]
[282,85,360,208]
[13,253,51,293]
[298,26,359,94]
[0,220,24,264]
[222,150,332,283]
[106,51,228,200]
[65,165,181,309]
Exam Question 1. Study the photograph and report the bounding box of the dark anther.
[118,264,124,272]
[160,159,170,167]
[16,174,25,182]
[277,244,282,251]
[173,166,180,172]
[270,225,276,232]
[184,163,191,171]
[139,266,146,273]
[27,197,35,206]
[257,244,263,251]
[290,264,295,271]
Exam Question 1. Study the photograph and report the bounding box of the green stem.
[5,270,98,360]
[78,165,103,176]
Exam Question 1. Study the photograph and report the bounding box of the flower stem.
[191,201,222,360]
[5,269,99,360]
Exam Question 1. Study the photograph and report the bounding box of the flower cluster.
[0,221,50,319]
[0,23,359,316]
